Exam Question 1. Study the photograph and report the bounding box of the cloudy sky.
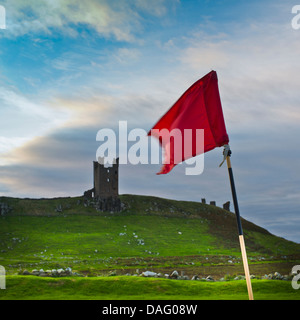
[0,0,300,243]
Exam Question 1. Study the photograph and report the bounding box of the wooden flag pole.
[225,148,254,300]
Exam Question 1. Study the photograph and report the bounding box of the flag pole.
[224,145,254,300]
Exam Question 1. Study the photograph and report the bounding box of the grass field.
[1,276,299,300]
[0,194,299,300]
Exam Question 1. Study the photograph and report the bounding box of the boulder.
[31,269,40,276]
[39,272,48,277]
[170,270,179,279]
[234,275,245,280]
[51,269,57,276]
[65,267,72,275]
[22,270,31,275]
[141,271,157,277]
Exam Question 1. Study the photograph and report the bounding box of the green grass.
[0,194,299,299]
[1,212,298,274]
[0,276,299,300]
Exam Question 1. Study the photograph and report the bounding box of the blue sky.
[0,0,300,243]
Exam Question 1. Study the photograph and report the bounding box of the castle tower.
[83,158,121,211]
[93,158,119,198]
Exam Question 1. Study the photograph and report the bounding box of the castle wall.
[93,159,119,198]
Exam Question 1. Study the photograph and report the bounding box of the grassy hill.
[0,194,299,280]
[2,276,300,300]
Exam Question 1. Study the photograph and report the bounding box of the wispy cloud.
[0,86,70,163]
[174,22,300,129]
[3,0,175,41]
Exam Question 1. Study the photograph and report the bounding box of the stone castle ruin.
[84,158,121,212]
[202,198,230,212]
[83,157,230,213]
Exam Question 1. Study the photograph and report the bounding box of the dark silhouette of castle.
[84,158,121,212]
[93,158,119,198]
[83,157,229,213]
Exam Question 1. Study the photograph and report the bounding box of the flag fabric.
[148,70,229,174]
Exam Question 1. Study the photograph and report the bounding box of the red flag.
[148,70,229,174]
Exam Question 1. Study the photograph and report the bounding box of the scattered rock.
[170,270,179,279]
[22,270,31,275]
[51,269,58,276]
[39,272,48,277]
[234,275,245,280]
[65,267,72,275]
[141,271,157,277]
[32,269,39,276]
[19,267,288,283]
[274,272,283,280]
[23,267,80,277]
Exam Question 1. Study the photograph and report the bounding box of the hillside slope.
[0,194,299,278]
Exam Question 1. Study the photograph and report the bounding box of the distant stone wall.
[223,201,230,211]
[83,188,94,199]
[201,198,231,212]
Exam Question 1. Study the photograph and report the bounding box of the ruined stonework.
[223,201,230,211]
[93,159,119,198]
[84,158,121,212]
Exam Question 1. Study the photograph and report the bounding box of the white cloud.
[114,48,141,64]
[0,86,70,163]
[175,23,300,130]
[3,0,175,41]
